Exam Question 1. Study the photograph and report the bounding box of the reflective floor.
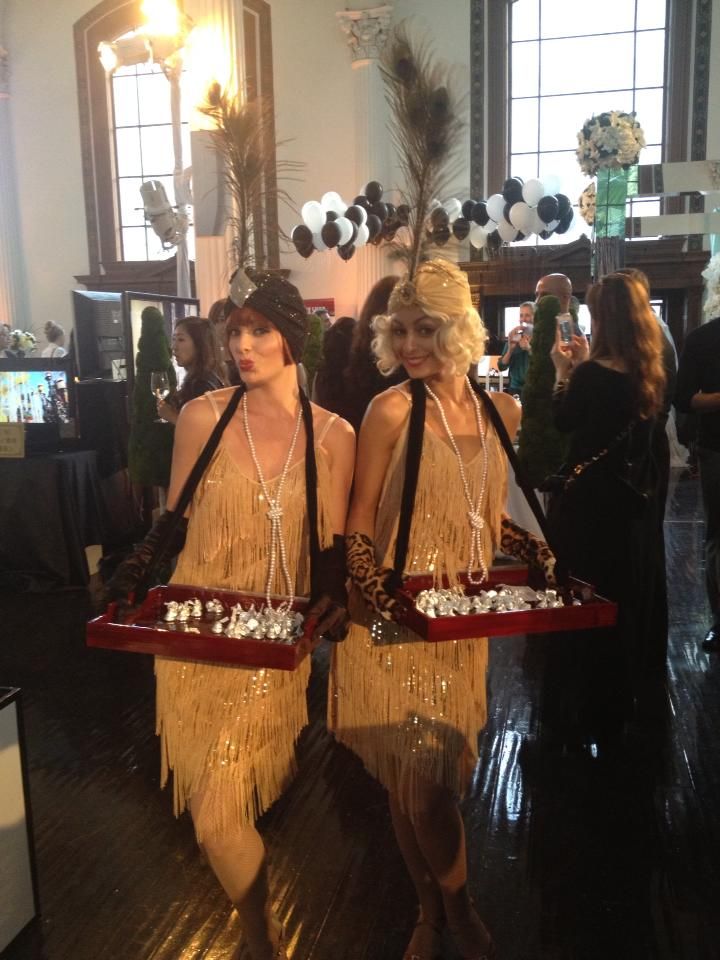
[2,470,718,960]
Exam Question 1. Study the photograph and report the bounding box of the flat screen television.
[122,291,200,392]
[72,290,125,380]
[0,358,76,450]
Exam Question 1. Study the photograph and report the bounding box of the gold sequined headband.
[387,259,473,317]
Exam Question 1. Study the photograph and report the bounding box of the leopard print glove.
[346,531,399,621]
[499,515,557,586]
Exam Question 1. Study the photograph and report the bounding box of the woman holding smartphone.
[545,271,666,753]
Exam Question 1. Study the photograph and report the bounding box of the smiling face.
[227,306,289,385]
[389,306,445,379]
[172,325,196,369]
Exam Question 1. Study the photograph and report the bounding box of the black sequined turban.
[225,269,309,362]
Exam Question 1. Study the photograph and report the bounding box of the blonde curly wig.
[372,259,486,376]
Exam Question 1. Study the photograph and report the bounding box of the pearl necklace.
[424,376,490,584]
[242,393,303,608]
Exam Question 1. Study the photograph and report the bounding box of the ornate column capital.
[336,5,393,62]
[0,46,10,99]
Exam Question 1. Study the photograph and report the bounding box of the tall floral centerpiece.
[577,110,645,275]
[7,329,37,358]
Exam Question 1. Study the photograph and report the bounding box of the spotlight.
[140,180,179,246]
[98,35,151,72]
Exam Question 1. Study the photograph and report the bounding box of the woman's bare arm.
[166,396,217,513]
[346,388,409,538]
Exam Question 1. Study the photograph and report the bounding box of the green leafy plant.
[128,307,177,487]
[301,312,324,394]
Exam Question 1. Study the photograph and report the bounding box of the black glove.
[499,515,557,586]
[103,510,189,613]
[306,535,350,642]
[346,531,399,621]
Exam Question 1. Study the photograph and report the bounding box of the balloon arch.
[291,177,574,261]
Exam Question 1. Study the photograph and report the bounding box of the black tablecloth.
[0,450,109,589]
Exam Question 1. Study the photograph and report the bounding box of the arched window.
[471,0,709,236]
[107,27,194,262]
[74,0,279,291]
[509,0,667,240]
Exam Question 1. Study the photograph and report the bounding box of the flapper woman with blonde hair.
[330,258,555,960]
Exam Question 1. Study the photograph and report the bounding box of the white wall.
[7,0,91,337]
[268,0,472,320]
[267,0,360,319]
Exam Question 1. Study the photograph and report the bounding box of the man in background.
[498,301,534,393]
[676,312,720,651]
[536,272,572,312]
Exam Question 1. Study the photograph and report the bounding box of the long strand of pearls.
[242,393,303,608]
[424,376,490,584]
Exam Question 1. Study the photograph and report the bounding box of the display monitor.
[122,291,200,392]
[0,358,76,450]
[71,290,124,380]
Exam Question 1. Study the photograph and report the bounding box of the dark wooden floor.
[2,470,719,960]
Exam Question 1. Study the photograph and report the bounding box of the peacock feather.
[379,24,465,279]
[198,83,303,271]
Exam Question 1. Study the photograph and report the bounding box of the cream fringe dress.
[329,387,507,808]
[156,393,337,842]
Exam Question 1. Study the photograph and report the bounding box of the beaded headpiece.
[225,268,309,362]
[388,258,473,318]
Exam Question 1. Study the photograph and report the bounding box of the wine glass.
[151,371,170,422]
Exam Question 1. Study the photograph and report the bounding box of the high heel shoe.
[402,919,444,960]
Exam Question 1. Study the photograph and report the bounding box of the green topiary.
[301,312,325,393]
[517,295,570,487]
[128,307,177,487]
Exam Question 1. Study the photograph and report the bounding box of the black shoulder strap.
[141,386,245,585]
[299,389,321,595]
[391,379,567,586]
[391,379,426,584]
[175,385,245,516]
[468,380,553,544]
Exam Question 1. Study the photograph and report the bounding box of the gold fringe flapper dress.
[329,388,507,809]
[156,396,337,842]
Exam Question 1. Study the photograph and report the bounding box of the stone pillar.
[336,5,395,308]
[0,39,30,331]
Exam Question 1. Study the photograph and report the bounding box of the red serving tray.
[393,566,617,642]
[86,583,314,671]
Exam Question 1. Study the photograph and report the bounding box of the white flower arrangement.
[576,111,645,178]
[578,182,596,226]
[8,329,37,356]
[702,252,720,320]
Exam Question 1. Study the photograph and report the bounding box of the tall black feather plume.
[379,24,465,279]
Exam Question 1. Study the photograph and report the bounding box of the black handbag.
[540,422,647,504]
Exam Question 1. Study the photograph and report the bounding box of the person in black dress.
[544,272,666,752]
[342,276,407,432]
[157,315,227,424]
[311,315,356,418]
